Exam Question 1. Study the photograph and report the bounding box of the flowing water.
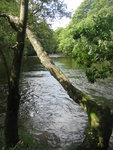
[0,55,113,149]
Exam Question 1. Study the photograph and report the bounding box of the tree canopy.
[55,0,113,82]
[0,0,113,150]
[0,0,69,56]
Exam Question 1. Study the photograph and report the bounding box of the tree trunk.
[77,101,112,150]
[26,27,113,150]
[5,0,28,148]
[26,27,86,104]
[0,14,112,150]
[0,47,10,89]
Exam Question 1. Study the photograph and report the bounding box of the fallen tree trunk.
[26,27,87,105]
[26,27,112,150]
[1,14,113,150]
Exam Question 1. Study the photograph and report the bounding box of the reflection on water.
[0,56,113,149]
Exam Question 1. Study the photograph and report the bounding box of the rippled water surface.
[0,55,113,149]
[19,57,88,149]
[53,56,113,108]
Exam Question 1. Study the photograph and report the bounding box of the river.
[0,55,113,149]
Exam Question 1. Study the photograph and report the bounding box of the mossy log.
[26,27,112,150]
[77,101,112,150]
[1,14,113,150]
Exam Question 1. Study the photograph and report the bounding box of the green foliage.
[0,0,19,15]
[0,0,19,66]
[28,0,70,21]
[35,20,56,53]
[73,12,113,82]
[54,27,63,52]
[0,129,38,150]
[54,27,75,54]
[86,61,113,83]
[0,0,69,57]
[26,19,56,55]
[56,0,113,82]
[0,17,16,66]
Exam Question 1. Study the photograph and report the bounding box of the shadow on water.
[0,55,113,149]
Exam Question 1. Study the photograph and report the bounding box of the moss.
[81,102,113,150]
[90,113,99,128]
[98,136,103,148]
[55,67,61,75]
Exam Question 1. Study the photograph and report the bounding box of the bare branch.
[0,12,19,31]
[1,13,112,149]
[0,13,88,104]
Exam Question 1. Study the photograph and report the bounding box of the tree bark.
[0,47,10,89]
[0,13,112,150]
[26,27,113,150]
[26,27,87,104]
[4,0,29,148]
